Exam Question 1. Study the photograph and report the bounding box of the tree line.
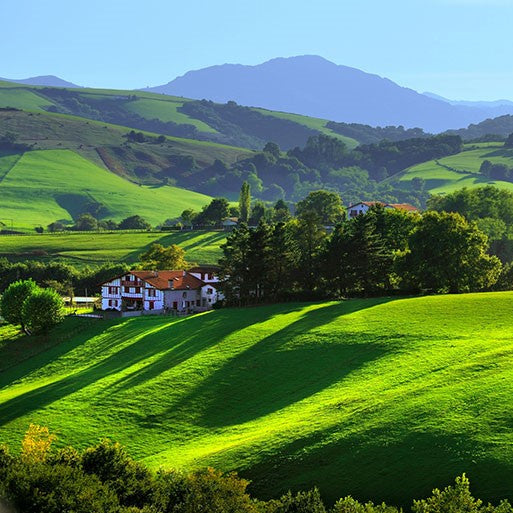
[218,189,505,305]
[1,425,511,513]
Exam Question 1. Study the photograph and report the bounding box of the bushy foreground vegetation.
[3,295,513,504]
[1,427,506,513]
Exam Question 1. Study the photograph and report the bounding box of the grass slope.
[393,144,513,194]
[253,108,359,148]
[0,88,55,111]
[2,293,513,506]
[0,230,227,266]
[0,149,211,229]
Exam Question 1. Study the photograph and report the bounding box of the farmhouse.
[347,201,419,219]
[101,267,220,315]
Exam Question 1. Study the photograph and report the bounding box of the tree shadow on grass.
[242,425,513,509]
[0,304,305,427]
[153,298,398,429]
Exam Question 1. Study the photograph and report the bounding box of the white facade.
[101,271,219,314]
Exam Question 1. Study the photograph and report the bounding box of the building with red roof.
[101,268,220,315]
[347,201,420,219]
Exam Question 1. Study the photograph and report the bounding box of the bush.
[0,279,39,332]
[21,288,65,335]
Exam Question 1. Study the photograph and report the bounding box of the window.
[207,288,213,295]
[123,286,129,293]
[208,273,214,280]
[182,292,187,298]
[196,300,201,306]
[135,287,141,294]
[148,301,154,310]
[108,286,118,294]
[148,288,156,297]
[172,301,178,309]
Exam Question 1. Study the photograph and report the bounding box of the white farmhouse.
[101,267,220,315]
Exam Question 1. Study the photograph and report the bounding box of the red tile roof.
[387,203,420,212]
[130,270,206,290]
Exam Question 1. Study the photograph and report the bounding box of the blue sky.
[1,0,512,100]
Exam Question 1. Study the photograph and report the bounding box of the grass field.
[0,230,227,266]
[0,87,55,111]
[2,293,513,505]
[393,145,513,194]
[0,149,211,229]
[253,107,359,148]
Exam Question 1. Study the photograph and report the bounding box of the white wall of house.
[347,203,371,219]
[164,289,202,311]
[102,278,122,310]
[143,285,164,311]
[200,284,218,308]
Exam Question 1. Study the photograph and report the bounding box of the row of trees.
[46,214,152,233]
[219,203,503,305]
[0,426,509,513]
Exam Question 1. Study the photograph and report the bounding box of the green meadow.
[0,230,226,266]
[0,149,211,230]
[2,293,513,505]
[394,144,513,194]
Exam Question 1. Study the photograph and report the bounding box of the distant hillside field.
[392,143,513,194]
[0,149,211,229]
[2,293,513,505]
[0,230,226,266]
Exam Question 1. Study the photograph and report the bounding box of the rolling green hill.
[0,230,226,266]
[391,143,513,194]
[2,293,513,505]
[0,149,212,229]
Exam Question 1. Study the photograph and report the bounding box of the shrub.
[21,288,65,335]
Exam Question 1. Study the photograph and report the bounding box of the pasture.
[0,230,227,266]
[2,293,513,505]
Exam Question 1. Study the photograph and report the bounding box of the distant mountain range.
[4,57,513,132]
[0,75,81,88]
[143,55,513,132]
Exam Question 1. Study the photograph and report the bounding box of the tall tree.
[139,244,188,270]
[296,190,345,225]
[401,211,502,293]
[239,181,251,224]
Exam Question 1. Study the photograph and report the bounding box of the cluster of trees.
[326,121,429,144]
[0,259,129,296]
[479,160,513,182]
[1,427,511,513]
[46,214,152,233]
[0,280,64,335]
[219,191,504,305]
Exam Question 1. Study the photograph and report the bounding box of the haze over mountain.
[0,75,81,88]
[144,55,513,133]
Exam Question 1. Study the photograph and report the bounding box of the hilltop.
[144,55,511,132]
[2,293,513,505]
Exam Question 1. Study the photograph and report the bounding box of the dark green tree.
[239,181,251,223]
[118,215,151,230]
[296,190,345,225]
[0,279,39,333]
[21,287,65,335]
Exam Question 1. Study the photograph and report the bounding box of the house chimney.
[168,280,174,290]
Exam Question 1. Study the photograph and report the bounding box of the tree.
[263,141,281,159]
[139,243,188,270]
[47,221,66,232]
[296,190,345,225]
[239,181,251,223]
[248,201,269,225]
[273,199,291,222]
[402,211,502,293]
[0,279,39,333]
[180,209,197,228]
[21,288,65,335]
[118,215,151,230]
[75,213,98,231]
[195,198,230,226]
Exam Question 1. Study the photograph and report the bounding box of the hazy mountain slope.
[145,55,492,132]
[0,75,81,88]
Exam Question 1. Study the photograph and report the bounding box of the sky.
[1,0,513,100]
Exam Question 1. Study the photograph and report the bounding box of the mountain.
[424,91,513,115]
[0,74,81,88]
[144,55,500,133]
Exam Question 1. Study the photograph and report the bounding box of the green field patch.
[0,149,211,229]
[2,293,513,505]
[253,107,359,148]
[124,98,218,134]
[0,230,226,266]
[0,88,55,111]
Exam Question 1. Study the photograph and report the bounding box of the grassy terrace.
[2,293,513,505]
[0,230,227,266]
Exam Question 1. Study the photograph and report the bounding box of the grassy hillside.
[0,230,226,266]
[2,293,513,505]
[392,143,513,194]
[0,149,211,229]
